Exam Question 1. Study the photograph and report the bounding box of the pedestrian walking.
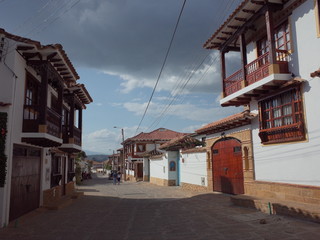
[117,171,121,185]
[112,171,117,185]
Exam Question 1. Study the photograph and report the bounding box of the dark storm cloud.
[0,0,242,94]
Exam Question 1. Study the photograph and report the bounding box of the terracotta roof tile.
[195,110,256,134]
[125,128,187,143]
[159,135,201,150]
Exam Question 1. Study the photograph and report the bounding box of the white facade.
[249,0,320,187]
[149,155,168,181]
[180,151,207,187]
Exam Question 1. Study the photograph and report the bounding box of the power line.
[135,0,187,134]
[145,0,239,131]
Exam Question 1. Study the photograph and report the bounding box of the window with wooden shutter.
[258,86,305,144]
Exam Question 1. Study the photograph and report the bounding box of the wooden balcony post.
[69,95,75,139]
[39,63,48,128]
[265,7,277,65]
[220,51,226,97]
[78,108,82,130]
[240,33,247,87]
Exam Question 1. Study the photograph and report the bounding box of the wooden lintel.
[242,9,255,14]
[235,17,247,22]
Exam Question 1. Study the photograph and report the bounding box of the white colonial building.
[204,0,320,204]
[0,28,92,226]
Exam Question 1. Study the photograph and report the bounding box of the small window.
[136,144,146,152]
[169,161,176,171]
[233,146,241,153]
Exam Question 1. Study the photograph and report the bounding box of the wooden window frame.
[136,143,146,152]
[258,86,305,144]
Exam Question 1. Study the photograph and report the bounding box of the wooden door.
[137,163,143,179]
[212,138,244,195]
[10,145,41,221]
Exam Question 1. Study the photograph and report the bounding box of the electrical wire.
[135,0,187,134]
[145,0,239,131]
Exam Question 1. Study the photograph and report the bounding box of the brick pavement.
[1,173,320,240]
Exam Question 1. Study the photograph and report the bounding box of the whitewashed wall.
[250,0,320,187]
[180,151,207,187]
[149,155,168,180]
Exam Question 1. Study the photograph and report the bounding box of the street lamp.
[114,126,126,181]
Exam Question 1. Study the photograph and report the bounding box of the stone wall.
[150,177,176,186]
[181,182,209,192]
[43,186,61,206]
[65,182,75,196]
[245,181,320,205]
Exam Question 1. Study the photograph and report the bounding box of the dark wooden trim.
[220,51,226,96]
[265,8,277,65]
[240,33,247,82]
[39,65,48,125]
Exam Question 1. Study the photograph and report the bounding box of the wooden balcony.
[59,126,82,153]
[22,106,63,147]
[221,50,291,106]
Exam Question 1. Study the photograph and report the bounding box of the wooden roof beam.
[221,31,233,35]
[242,9,255,14]
[47,52,58,60]
[235,17,247,22]
[53,63,64,67]
[220,3,283,52]
[251,0,265,5]
[50,58,62,63]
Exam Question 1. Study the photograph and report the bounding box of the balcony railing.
[74,127,81,146]
[223,50,289,96]
[23,105,61,138]
[47,108,61,138]
[258,122,305,144]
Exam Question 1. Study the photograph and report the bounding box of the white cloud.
[121,101,242,123]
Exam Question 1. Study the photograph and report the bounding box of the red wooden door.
[10,145,41,221]
[212,138,244,194]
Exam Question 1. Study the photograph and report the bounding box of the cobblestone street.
[1,173,320,240]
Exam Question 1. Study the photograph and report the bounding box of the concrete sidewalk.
[1,173,320,240]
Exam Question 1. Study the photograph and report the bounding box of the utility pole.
[114,126,126,181]
[121,128,126,181]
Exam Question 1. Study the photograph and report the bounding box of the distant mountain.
[87,154,109,162]
[83,149,105,156]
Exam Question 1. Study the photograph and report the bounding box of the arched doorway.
[212,138,244,194]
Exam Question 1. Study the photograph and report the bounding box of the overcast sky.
[0,0,244,154]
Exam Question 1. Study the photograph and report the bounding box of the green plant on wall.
[0,112,8,188]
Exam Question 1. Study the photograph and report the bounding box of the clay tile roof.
[195,110,256,134]
[159,135,201,150]
[203,0,288,50]
[125,128,187,143]
[181,147,207,154]
[0,28,79,81]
